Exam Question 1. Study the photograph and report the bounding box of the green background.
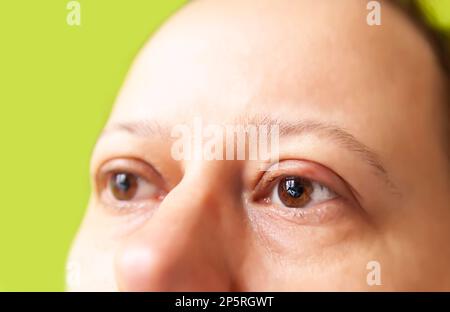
[0,0,448,292]
[0,0,186,292]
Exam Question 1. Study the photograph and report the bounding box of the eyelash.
[96,159,353,224]
[96,159,166,213]
[246,161,349,223]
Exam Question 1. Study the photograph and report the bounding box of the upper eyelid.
[95,158,167,192]
[252,159,359,204]
[89,131,183,187]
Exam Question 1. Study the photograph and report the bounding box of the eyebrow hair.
[236,115,397,190]
[102,115,398,192]
[104,119,171,138]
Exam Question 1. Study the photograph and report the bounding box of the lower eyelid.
[98,177,161,214]
[99,191,159,215]
[251,196,348,226]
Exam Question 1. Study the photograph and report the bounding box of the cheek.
[240,208,379,290]
[240,236,378,291]
[89,195,158,238]
[246,204,367,258]
[66,211,119,291]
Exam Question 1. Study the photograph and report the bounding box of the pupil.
[285,178,304,198]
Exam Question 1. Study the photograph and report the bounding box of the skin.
[67,0,450,291]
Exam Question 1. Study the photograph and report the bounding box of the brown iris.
[110,173,138,201]
[277,176,313,208]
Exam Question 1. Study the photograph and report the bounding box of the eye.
[96,158,166,211]
[109,172,158,201]
[272,176,336,209]
[250,160,357,225]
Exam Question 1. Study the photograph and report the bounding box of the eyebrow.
[102,115,398,192]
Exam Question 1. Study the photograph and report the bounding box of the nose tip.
[115,244,167,291]
[115,240,234,291]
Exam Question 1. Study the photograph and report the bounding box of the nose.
[114,163,246,291]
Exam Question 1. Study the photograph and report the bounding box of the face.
[67,0,450,291]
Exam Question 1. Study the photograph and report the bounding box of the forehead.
[109,0,440,128]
